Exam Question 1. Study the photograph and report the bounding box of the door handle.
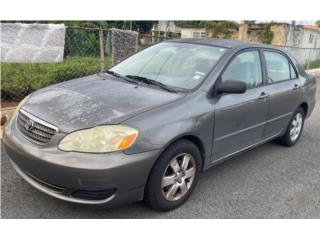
[258,92,268,100]
[293,84,300,90]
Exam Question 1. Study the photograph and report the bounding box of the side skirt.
[204,132,282,171]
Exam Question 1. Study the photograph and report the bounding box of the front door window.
[221,51,262,89]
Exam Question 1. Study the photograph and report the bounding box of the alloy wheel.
[161,153,196,201]
[290,112,303,142]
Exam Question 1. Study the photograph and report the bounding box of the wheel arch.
[152,134,207,173]
[299,102,308,116]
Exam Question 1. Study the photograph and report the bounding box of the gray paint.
[22,74,184,133]
[3,39,317,208]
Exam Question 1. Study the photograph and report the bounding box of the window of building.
[309,34,314,43]
[192,31,206,38]
[192,32,200,38]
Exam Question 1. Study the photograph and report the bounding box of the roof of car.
[166,38,277,49]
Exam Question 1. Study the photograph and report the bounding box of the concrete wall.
[238,24,248,41]
[1,23,65,63]
[238,24,262,43]
[280,25,320,49]
[277,25,320,65]
[271,25,286,46]
[280,46,320,65]
[238,23,320,50]
[301,29,320,48]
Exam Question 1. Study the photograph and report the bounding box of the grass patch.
[1,56,112,101]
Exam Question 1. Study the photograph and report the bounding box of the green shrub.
[1,56,112,100]
[303,59,320,70]
[64,29,100,57]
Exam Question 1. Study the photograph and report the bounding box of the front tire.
[277,107,305,146]
[144,140,202,211]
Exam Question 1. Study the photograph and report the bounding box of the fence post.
[99,29,105,72]
[135,34,139,52]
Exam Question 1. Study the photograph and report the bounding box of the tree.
[243,20,256,24]
[316,20,320,28]
[175,21,203,28]
[132,21,156,33]
[202,21,238,38]
[258,23,274,44]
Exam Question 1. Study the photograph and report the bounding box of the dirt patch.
[1,101,20,109]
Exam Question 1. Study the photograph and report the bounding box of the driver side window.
[221,51,262,89]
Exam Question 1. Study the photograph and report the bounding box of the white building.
[180,28,207,38]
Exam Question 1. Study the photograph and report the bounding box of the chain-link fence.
[1,25,320,108]
[1,26,168,107]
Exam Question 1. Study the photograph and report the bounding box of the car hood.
[22,74,185,132]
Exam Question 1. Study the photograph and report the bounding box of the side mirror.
[217,80,246,94]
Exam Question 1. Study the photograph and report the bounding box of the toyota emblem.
[25,119,35,131]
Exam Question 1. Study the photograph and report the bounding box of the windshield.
[110,42,227,90]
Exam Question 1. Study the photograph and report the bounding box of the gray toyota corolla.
[3,39,317,211]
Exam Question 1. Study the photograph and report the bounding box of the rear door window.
[264,51,291,83]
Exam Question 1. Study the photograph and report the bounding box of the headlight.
[58,125,139,153]
[12,95,30,119]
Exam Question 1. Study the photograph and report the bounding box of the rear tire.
[144,140,202,211]
[276,107,305,146]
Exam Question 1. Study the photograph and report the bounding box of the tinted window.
[264,51,291,82]
[221,51,262,89]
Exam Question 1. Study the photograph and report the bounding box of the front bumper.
[2,119,161,207]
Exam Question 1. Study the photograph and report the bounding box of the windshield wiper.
[125,75,177,93]
[104,70,137,84]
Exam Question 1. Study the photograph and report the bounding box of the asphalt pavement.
[1,81,319,218]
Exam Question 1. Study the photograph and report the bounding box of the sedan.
[3,38,317,211]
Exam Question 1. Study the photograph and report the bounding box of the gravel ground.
[1,81,319,219]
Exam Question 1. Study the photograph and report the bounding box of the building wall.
[301,29,320,48]
[280,25,320,48]
[238,24,248,41]
[153,21,181,34]
[181,28,207,38]
[180,23,320,50]
[280,26,320,65]
[238,24,261,43]
[284,25,304,47]
[271,25,286,46]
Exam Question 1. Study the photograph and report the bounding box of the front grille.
[17,109,58,145]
